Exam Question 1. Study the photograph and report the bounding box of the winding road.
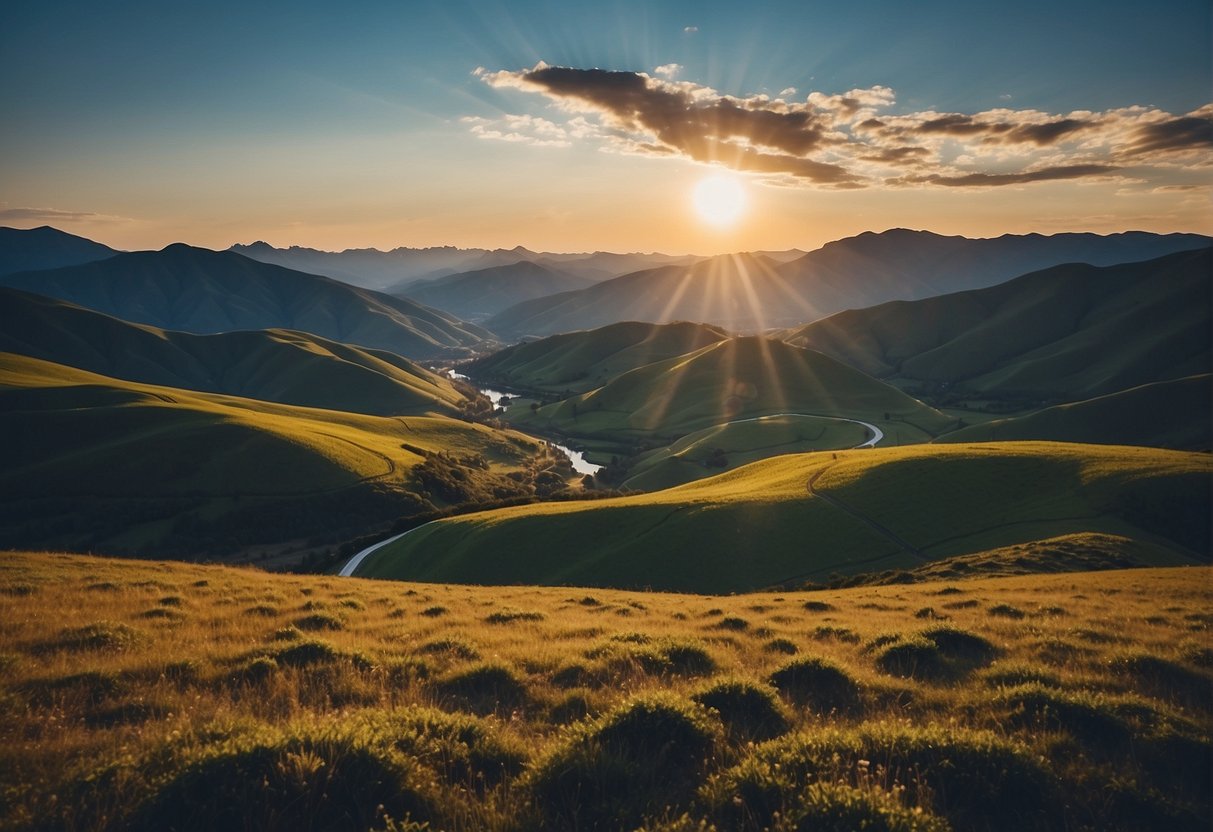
[719,412,884,448]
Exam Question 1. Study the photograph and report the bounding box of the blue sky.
[2,0,1209,252]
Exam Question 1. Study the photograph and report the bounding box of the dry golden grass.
[0,551,1209,831]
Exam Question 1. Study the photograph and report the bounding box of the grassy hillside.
[517,336,953,442]
[486,231,1211,338]
[939,375,1212,450]
[784,248,1211,405]
[622,414,871,491]
[0,354,553,559]
[356,442,1209,592]
[0,244,490,359]
[0,287,469,417]
[466,320,730,394]
[399,261,594,320]
[2,551,1209,831]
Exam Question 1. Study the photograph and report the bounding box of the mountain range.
[0,225,120,276]
[485,230,1211,337]
[0,243,489,359]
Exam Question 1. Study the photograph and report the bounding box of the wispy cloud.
[0,206,130,223]
[468,63,1213,190]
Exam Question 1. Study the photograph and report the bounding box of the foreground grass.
[1,552,1209,831]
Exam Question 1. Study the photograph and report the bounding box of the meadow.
[1,551,1208,831]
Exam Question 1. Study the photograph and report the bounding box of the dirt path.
[806,464,928,563]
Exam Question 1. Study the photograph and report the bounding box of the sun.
[692,174,747,227]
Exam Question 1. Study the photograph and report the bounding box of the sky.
[1,0,1210,254]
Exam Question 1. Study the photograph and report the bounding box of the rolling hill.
[354,442,1210,592]
[0,244,491,359]
[783,248,1212,402]
[397,260,594,320]
[0,353,549,559]
[0,287,469,417]
[519,336,953,441]
[937,375,1212,450]
[0,225,119,276]
[485,230,1211,337]
[465,320,731,393]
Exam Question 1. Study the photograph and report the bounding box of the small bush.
[995,683,1131,750]
[338,598,365,611]
[273,640,343,668]
[526,693,721,830]
[232,656,278,685]
[420,605,448,617]
[295,613,343,632]
[788,781,949,832]
[47,621,143,653]
[803,600,835,612]
[1112,653,1212,711]
[764,638,799,655]
[418,638,480,661]
[436,663,529,715]
[244,604,279,618]
[982,662,1062,689]
[988,603,1026,619]
[715,616,749,631]
[874,637,944,679]
[920,626,999,664]
[691,679,790,743]
[812,626,860,643]
[768,656,861,713]
[484,608,545,624]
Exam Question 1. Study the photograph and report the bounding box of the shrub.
[691,678,790,742]
[526,693,721,830]
[803,600,835,612]
[995,683,1131,750]
[273,640,343,668]
[124,724,442,832]
[46,621,143,653]
[715,616,749,631]
[920,626,999,664]
[768,656,861,713]
[484,608,545,624]
[988,603,1026,619]
[420,605,448,617]
[1112,653,1213,711]
[231,656,278,685]
[244,604,279,617]
[874,628,998,680]
[418,638,480,661]
[705,723,1057,832]
[764,638,799,655]
[436,663,528,715]
[788,781,949,831]
[295,612,343,632]
[873,637,944,679]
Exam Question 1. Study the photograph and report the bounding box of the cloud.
[0,207,128,223]
[778,87,797,98]
[470,63,1213,190]
[683,26,698,33]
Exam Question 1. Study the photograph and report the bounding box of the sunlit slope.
[357,442,1209,592]
[938,375,1212,450]
[521,336,952,440]
[466,320,730,393]
[784,248,1211,399]
[0,354,541,555]
[622,414,870,491]
[0,244,490,359]
[0,288,466,416]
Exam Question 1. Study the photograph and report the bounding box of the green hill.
[518,336,953,442]
[466,320,730,393]
[355,442,1209,592]
[783,248,1211,403]
[0,354,550,559]
[938,375,1212,450]
[0,244,490,359]
[0,287,467,417]
[621,414,871,491]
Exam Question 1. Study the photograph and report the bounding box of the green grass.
[0,353,547,558]
[622,414,870,491]
[938,374,1212,450]
[516,336,952,441]
[357,442,1209,592]
[466,320,729,393]
[1,552,1209,831]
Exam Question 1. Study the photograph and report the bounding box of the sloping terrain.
[0,225,119,276]
[938,375,1212,450]
[485,231,1211,337]
[356,442,1209,592]
[0,288,467,417]
[5,553,1209,831]
[0,354,547,558]
[398,260,594,320]
[0,244,490,359]
[784,248,1211,401]
[466,320,731,393]
[519,336,952,440]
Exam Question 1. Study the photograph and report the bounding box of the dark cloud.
[473,63,1213,190]
[892,164,1121,188]
[1126,111,1213,156]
